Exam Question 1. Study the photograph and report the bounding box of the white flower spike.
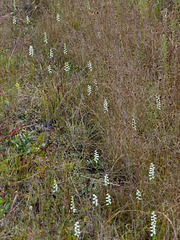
[64,43,67,55]
[106,193,112,206]
[88,61,92,72]
[52,179,58,193]
[47,65,52,74]
[149,163,155,181]
[104,174,109,187]
[94,79,98,91]
[56,13,60,22]
[44,32,48,44]
[70,196,76,213]
[50,49,53,58]
[132,117,137,131]
[64,62,70,73]
[103,99,108,113]
[13,16,16,25]
[26,16,30,24]
[29,45,34,57]
[92,194,98,207]
[156,95,161,111]
[74,221,80,238]
[136,189,142,200]
[150,211,157,237]
[94,150,99,164]
[87,85,91,96]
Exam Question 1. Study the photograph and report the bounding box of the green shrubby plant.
[9,130,33,155]
[138,0,148,18]
[0,198,10,219]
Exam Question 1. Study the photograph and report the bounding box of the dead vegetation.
[0,0,179,239]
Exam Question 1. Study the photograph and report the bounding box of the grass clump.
[0,0,179,239]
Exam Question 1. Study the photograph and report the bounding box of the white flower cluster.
[29,45,34,57]
[156,95,161,111]
[50,49,53,58]
[136,189,142,200]
[94,150,99,164]
[103,99,108,113]
[13,16,16,25]
[44,32,48,44]
[26,16,30,24]
[104,174,109,187]
[74,221,80,238]
[94,79,98,91]
[64,43,67,55]
[92,194,98,207]
[64,62,70,73]
[47,65,52,74]
[150,211,157,237]
[52,179,58,193]
[149,163,155,181]
[132,117,137,131]
[88,61,92,72]
[56,13,60,22]
[87,85,91,96]
[105,193,112,206]
[70,196,76,213]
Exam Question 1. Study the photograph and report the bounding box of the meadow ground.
[0,0,179,239]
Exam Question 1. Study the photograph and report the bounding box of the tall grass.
[0,0,179,239]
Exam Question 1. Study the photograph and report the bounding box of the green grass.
[0,0,179,239]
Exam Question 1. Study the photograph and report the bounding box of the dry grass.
[0,0,179,239]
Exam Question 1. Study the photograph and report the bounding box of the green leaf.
[4,203,10,211]
[37,135,43,142]
[67,234,72,240]
[38,151,46,157]
[31,146,40,153]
